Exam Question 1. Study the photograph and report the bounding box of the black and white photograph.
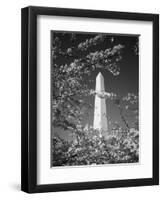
[51,31,139,167]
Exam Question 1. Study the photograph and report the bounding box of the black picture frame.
[21,6,159,193]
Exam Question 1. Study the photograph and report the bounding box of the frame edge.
[21,7,30,193]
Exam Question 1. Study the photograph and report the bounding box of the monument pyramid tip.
[97,72,103,77]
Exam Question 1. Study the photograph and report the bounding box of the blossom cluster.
[123,93,138,104]
[90,90,117,100]
[52,34,106,58]
[78,34,105,51]
[52,127,139,166]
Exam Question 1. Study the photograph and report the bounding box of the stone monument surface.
[93,72,108,136]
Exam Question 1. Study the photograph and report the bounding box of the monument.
[93,72,108,137]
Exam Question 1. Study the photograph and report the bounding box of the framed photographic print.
[21,6,159,193]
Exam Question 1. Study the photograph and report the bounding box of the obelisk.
[93,72,108,135]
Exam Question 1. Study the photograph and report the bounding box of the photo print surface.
[51,31,139,167]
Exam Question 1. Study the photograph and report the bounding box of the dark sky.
[51,31,139,140]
